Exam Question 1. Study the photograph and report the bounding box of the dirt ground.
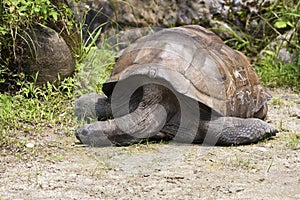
[0,88,299,200]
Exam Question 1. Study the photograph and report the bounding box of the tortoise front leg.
[75,84,170,146]
[76,103,167,146]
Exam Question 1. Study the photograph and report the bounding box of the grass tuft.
[286,133,300,150]
[0,79,75,153]
[256,53,300,90]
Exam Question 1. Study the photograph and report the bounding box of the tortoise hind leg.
[204,117,278,145]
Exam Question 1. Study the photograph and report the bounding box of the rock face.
[20,24,75,84]
[68,0,273,40]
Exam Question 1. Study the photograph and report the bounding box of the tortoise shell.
[102,25,271,118]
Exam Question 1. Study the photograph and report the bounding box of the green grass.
[0,79,75,152]
[256,53,300,90]
[286,133,300,150]
[75,47,116,94]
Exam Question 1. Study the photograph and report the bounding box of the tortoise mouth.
[75,130,84,143]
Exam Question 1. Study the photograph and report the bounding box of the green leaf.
[19,6,28,12]
[50,11,58,21]
[274,20,289,29]
[0,26,8,35]
[287,21,294,28]
[263,50,276,57]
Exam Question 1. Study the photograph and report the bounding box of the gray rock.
[278,48,296,63]
[20,24,75,84]
[260,29,297,64]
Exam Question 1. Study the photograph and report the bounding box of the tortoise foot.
[212,118,278,145]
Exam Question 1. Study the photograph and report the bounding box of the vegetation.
[76,47,116,95]
[0,0,299,153]
[255,0,300,90]
[0,0,115,153]
[221,0,300,90]
[0,79,74,152]
[0,0,78,92]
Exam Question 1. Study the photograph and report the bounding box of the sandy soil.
[0,89,299,200]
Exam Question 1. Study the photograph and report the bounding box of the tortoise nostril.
[75,129,88,141]
[75,130,80,137]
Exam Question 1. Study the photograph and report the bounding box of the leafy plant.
[73,5,116,94]
[0,0,118,153]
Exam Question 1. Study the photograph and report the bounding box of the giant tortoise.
[75,25,277,146]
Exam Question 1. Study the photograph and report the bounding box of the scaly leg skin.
[204,117,278,145]
[76,84,170,146]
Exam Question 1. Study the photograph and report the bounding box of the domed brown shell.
[102,25,271,118]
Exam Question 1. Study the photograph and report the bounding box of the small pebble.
[257,147,267,152]
[26,143,35,148]
[57,130,65,135]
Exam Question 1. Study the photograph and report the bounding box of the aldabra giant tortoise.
[75,25,277,146]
